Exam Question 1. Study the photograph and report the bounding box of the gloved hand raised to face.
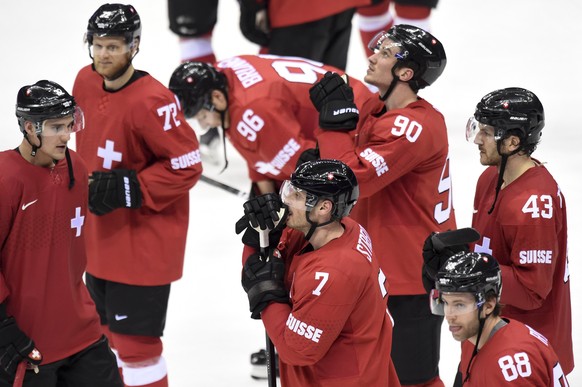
[0,304,42,377]
[309,72,359,131]
[89,169,142,216]
[421,231,471,293]
[242,249,288,319]
[235,193,288,249]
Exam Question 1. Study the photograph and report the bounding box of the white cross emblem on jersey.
[98,140,122,169]
[474,236,493,255]
[71,207,85,237]
[255,161,280,176]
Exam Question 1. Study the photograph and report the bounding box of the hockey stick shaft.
[258,229,277,387]
[12,361,26,387]
[199,175,249,199]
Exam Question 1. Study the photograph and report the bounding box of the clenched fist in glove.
[89,169,142,216]
[309,72,359,131]
[422,231,471,293]
[242,249,288,319]
[235,193,288,249]
[0,304,42,377]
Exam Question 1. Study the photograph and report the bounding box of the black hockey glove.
[238,0,269,46]
[235,193,288,249]
[296,147,320,168]
[0,305,42,377]
[309,72,359,131]
[89,169,142,216]
[242,250,288,319]
[421,232,470,293]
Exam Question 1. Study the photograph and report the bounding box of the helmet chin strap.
[304,210,334,241]
[217,106,229,174]
[379,66,401,101]
[462,306,491,384]
[24,127,42,157]
[488,140,523,214]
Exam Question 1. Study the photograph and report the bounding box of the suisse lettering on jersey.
[286,313,323,343]
[356,225,373,263]
[216,57,263,88]
[171,149,202,170]
[518,250,553,264]
[360,148,389,177]
[254,138,301,176]
[270,139,301,170]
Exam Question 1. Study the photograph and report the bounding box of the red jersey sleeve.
[317,99,450,199]
[128,90,202,212]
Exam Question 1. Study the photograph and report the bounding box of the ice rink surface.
[1,1,580,385]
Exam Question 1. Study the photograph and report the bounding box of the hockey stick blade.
[199,175,249,199]
[431,228,480,252]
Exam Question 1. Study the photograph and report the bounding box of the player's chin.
[52,147,67,158]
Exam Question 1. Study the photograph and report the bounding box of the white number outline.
[156,102,181,131]
[312,272,329,296]
[236,109,265,142]
[522,194,553,219]
[434,153,452,224]
[498,352,532,382]
[391,115,423,142]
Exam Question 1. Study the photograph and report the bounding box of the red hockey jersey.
[0,150,103,364]
[215,55,379,183]
[259,218,401,386]
[317,98,456,295]
[471,164,573,374]
[460,319,569,386]
[74,66,202,285]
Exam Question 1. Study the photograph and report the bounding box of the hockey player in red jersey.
[309,25,453,386]
[169,55,379,195]
[238,159,401,386]
[432,251,570,386]
[0,81,122,386]
[465,87,574,374]
[73,4,202,387]
[357,0,439,58]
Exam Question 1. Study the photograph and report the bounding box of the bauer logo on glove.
[89,169,143,216]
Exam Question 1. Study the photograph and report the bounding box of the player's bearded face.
[91,36,133,80]
[441,293,482,342]
[473,124,502,166]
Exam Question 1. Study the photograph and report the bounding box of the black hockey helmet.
[16,80,81,135]
[435,251,502,305]
[289,159,359,220]
[473,87,544,152]
[369,24,446,90]
[169,62,228,118]
[86,3,141,45]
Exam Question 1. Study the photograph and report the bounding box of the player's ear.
[482,298,496,317]
[212,90,228,110]
[23,120,36,136]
